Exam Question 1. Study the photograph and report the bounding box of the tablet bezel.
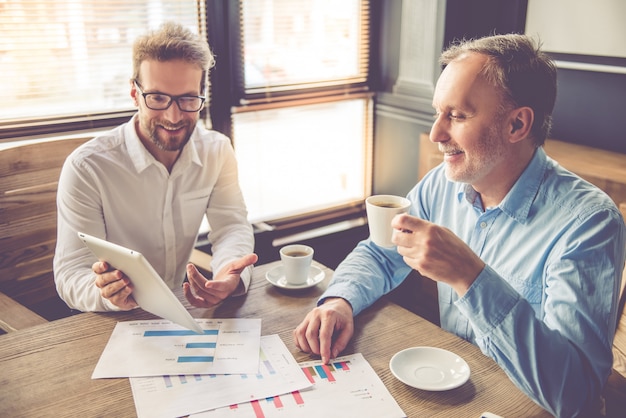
[77,232,203,334]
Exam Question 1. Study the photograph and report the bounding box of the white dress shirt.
[54,115,254,312]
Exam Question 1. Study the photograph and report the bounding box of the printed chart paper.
[195,353,406,418]
[92,318,261,378]
[129,334,313,418]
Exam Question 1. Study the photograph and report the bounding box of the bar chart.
[157,343,285,389]
[92,318,261,378]
[195,353,406,418]
[130,334,313,418]
[143,328,219,363]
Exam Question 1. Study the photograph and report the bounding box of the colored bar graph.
[179,375,187,384]
[177,356,213,363]
[185,342,216,348]
[263,360,275,375]
[270,395,283,408]
[260,350,276,375]
[314,365,327,379]
[163,375,173,388]
[322,364,336,382]
[302,366,315,383]
[334,360,350,371]
[250,399,264,418]
[312,364,336,382]
[304,360,353,383]
[186,355,407,418]
[292,391,305,405]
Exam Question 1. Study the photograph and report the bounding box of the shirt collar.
[124,114,202,174]
[499,147,547,224]
[457,147,548,224]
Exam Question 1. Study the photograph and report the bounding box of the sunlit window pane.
[0,1,201,122]
[233,98,371,223]
[241,0,368,91]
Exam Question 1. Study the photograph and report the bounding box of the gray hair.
[441,34,557,146]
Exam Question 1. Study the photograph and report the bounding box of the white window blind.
[0,1,204,127]
[239,0,369,98]
[232,0,372,223]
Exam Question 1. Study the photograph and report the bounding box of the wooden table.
[0,261,552,417]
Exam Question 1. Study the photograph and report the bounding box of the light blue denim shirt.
[321,147,625,417]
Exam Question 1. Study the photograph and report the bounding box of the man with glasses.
[54,22,257,312]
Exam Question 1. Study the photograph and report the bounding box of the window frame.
[0,0,208,143]
[205,0,376,226]
[206,0,375,133]
[1,0,377,228]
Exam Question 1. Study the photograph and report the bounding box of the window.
[0,0,204,140]
[220,0,373,223]
[234,98,372,223]
[2,0,373,226]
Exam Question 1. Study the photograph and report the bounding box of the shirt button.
[480,221,488,229]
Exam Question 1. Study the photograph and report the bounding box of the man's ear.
[508,106,533,143]
[130,79,139,106]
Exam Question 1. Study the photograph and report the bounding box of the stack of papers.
[93,319,406,418]
[194,353,407,418]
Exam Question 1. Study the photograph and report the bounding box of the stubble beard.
[444,119,508,184]
[148,119,195,152]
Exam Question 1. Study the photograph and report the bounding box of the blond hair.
[132,22,215,93]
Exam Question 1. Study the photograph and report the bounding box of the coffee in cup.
[279,244,314,285]
[365,195,411,247]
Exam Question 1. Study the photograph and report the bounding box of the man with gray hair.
[294,33,625,417]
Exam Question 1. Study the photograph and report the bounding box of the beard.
[442,117,508,184]
[144,117,195,152]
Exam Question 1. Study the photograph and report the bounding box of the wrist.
[322,297,353,315]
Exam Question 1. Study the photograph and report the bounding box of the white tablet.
[77,232,203,334]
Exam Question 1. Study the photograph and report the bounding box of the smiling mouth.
[160,125,184,131]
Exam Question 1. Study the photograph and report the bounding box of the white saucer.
[389,347,470,391]
[265,265,325,290]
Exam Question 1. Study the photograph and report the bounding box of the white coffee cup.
[365,195,411,247]
[280,244,314,285]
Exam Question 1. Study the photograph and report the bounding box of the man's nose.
[430,114,450,144]
[162,101,185,123]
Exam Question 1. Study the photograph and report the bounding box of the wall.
[551,68,626,153]
[373,0,446,196]
[524,0,626,153]
[373,0,626,198]
[525,0,626,59]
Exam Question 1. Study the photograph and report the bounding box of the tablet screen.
[78,232,203,334]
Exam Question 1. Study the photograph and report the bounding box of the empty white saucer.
[265,265,325,289]
[389,346,470,391]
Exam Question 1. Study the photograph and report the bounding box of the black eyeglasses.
[133,80,206,112]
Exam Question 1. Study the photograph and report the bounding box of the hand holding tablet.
[78,232,203,334]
